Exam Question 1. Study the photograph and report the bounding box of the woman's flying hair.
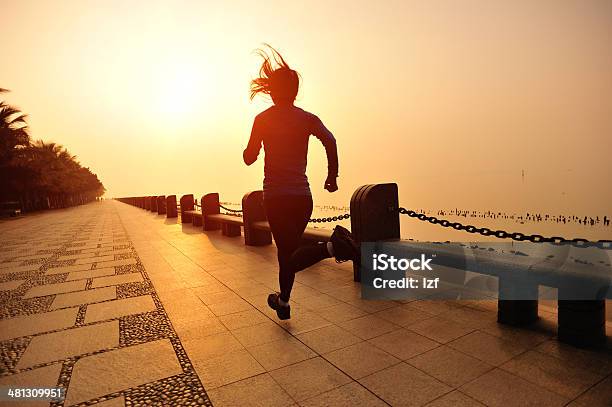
[250,44,299,101]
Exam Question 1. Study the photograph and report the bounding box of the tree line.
[0,88,105,212]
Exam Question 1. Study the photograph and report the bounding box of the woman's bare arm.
[243,117,263,165]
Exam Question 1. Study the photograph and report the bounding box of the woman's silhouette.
[244,45,359,320]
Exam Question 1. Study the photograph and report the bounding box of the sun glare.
[154,62,204,119]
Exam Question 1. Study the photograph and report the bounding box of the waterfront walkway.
[0,201,610,406]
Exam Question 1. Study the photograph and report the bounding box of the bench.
[390,240,610,346]
[185,210,203,226]
[252,221,333,242]
[208,214,243,237]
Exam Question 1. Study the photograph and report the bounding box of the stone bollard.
[150,196,158,212]
[157,196,166,215]
[242,191,272,246]
[497,277,539,326]
[180,194,194,223]
[166,195,178,218]
[202,193,221,231]
[350,183,400,282]
[557,279,606,347]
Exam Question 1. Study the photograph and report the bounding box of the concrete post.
[497,276,539,326]
[202,193,221,231]
[166,195,177,218]
[242,191,272,246]
[350,183,400,282]
[180,194,194,223]
[157,196,166,215]
[150,196,158,212]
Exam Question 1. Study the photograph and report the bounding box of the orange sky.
[1,0,611,216]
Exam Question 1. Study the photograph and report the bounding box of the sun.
[154,62,205,119]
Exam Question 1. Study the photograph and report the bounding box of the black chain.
[219,204,243,213]
[221,211,243,218]
[309,213,350,223]
[398,207,611,249]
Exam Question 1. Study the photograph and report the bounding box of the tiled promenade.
[0,201,611,406]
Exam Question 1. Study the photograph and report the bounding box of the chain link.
[219,204,243,213]
[398,207,611,249]
[309,213,350,223]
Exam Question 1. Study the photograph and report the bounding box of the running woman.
[243,45,359,320]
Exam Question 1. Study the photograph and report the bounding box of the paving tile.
[411,300,462,315]
[182,331,244,361]
[425,391,485,406]
[269,357,352,401]
[193,348,265,389]
[359,362,452,406]
[46,263,93,275]
[325,341,401,379]
[442,306,497,329]
[297,324,363,354]
[90,272,143,288]
[207,373,294,407]
[535,339,612,376]
[66,267,116,281]
[448,331,526,365]
[407,346,493,387]
[232,320,292,347]
[23,280,86,299]
[316,302,368,323]
[248,336,317,371]
[196,289,240,305]
[0,279,26,291]
[218,309,269,330]
[407,315,475,343]
[0,308,78,341]
[277,310,332,335]
[374,303,434,326]
[567,375,612,407]
[208,298,253,316]
[0,263,40,275]
[84,295,156,323]
[172,316,228,341]
[500,350,603,399]
[96,257,137,268]
[300,381,387,407]
[51,287,116,309]
[74,254,115,265]
[0,363,63,404]
[339,315,400,340]
[294,293,342,310]
[345,299,399,313]
[368,328,440,360]
[481,322,552,348]
[58,252,99,261]
[17,321,119,368]
[460,368,569,407]
[65,339,182,405]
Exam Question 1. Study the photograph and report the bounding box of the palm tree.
[0,88,32,202]
[1,88,105,211]
[0,88,30,163]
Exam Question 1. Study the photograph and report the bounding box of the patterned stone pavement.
[0,201,611,406]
